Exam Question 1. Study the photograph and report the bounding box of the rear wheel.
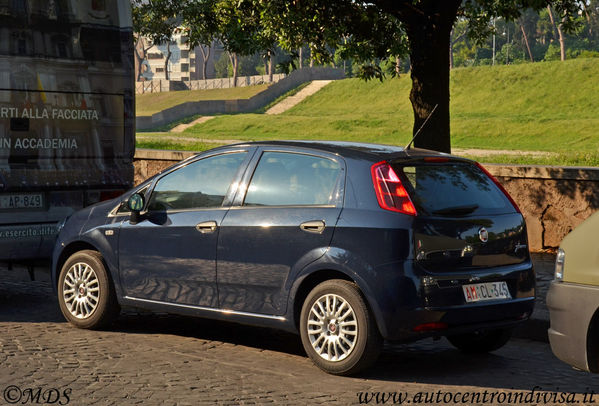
[447,328,512,353]
[58,250,120,329]
[299,280,382,375]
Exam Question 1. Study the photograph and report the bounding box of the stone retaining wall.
[136,67,345,130]
[133,149,598,251]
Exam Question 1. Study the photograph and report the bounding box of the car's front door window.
[147,152,248,211]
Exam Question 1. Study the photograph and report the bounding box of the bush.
[577,50,599,59]
[214,53,230,78]
[543,44,561,61]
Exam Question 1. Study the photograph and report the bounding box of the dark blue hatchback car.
[52,141,535,375]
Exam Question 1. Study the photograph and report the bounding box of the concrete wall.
[136,67,345,130]
[133,149,595,252]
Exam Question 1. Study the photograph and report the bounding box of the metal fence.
[135,74,287,94]
[135,80,170,94]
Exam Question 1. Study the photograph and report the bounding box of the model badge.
[479,227,489,243]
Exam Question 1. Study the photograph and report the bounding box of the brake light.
[475,162,521,213]
[371,161,417,216]
[423,157,450,163]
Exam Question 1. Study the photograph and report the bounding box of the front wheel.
[57,250,120,329]
[299,280,382,375]
[447,328,512,353]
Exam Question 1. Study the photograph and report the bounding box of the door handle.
[196,221,217,234]
[300,220,325,234]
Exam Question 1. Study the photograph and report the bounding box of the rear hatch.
[390,158,528,272]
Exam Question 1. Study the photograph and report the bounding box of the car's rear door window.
[243,152,341,206]
[395,162,514,216]
[147,152,247,211]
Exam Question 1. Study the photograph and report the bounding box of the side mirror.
[127,193,145,225]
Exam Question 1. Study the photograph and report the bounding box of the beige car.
[548,212,599,372]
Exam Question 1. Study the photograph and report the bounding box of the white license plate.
[0,193,44,209]
[463,281,511,303]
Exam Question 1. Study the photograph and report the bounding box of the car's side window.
[147,152,247,211]
[243,151,341,206]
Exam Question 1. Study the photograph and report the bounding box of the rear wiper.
[432,204,479,216]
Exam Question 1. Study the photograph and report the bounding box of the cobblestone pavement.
[1,262,596,406]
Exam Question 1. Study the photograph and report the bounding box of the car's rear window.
[393,161,515,216]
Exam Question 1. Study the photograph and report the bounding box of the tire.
[57,250,120,329]
[447,328,512,353]
[299,280,382,375]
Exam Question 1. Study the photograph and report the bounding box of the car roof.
[226,140,460,162]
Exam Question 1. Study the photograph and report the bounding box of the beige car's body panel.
[548,210,599,372]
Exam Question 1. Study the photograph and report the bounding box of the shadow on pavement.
[1,264,595,395]
[110,313,306,357]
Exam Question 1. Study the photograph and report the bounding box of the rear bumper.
[376,261,535,341]
[547,281,599,372]
[386,297,534,341]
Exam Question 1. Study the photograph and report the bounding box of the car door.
[217,148,345,316]
[118,149,251,307]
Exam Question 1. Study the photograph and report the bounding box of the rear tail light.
[475,162,521,213]
[371,161,417,216]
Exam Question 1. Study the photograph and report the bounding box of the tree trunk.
[198,45,210,80]
[134,41,144,81]
[520,24,534,62]
[558,19,566,61]
[299,47,303,69]
[395,56,401,76]
[547,6,566,61]
[268,49,274,82]
[449,28,454,69]
[134,38,152,81]
[582,2,593,37]
[164,42,171,80]
[401,1,460,153]
[227,52,239,87]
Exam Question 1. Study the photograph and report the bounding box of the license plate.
[463,281,511,303]
[0,193,44,209]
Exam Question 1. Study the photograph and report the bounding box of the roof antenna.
[404,104,438,150]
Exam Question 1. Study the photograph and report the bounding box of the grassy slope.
[137,59,599,164]
[136,84,269,116]
[450,59,599,152]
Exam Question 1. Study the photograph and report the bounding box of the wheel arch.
[54,241,107,289]
[290,267,388,338]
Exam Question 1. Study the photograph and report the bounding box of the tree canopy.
[133,0,582,152]
[249,0,581,152]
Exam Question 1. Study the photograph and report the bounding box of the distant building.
[136,32,226,82]
[139,29,196,81]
